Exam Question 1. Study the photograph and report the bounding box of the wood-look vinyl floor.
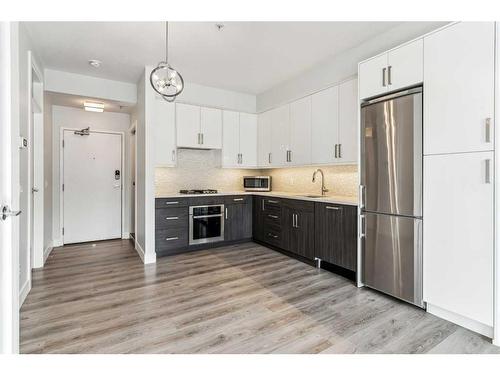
[20,239,500,354]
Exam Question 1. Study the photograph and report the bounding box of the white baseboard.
[43,244,54,264]
[134,240,145,262]
[19,278,31,307]
[122,232,130,239]
[427,303,493,338]
[52,238,63,247]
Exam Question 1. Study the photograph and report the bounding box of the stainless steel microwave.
[243,176,271,191]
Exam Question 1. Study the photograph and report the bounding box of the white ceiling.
[25,21,403,94]
[47,92,134,114]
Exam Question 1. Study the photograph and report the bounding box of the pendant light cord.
[165,21,169,63]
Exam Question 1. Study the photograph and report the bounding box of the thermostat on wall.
[19,136,28,149]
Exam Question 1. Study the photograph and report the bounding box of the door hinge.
[62,227,64,235]
[62,184,65,192]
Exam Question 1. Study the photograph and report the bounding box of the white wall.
[257,22,448,112]
[51,105,132,246]
[44,69,137,104]
[43,93,53,258]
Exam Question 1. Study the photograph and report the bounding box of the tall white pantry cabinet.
[422,22,496,337]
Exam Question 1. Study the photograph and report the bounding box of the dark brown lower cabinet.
[283,200,315,260]
[224,199,252,241]
[314,202,357,271]
[252,196,266,242]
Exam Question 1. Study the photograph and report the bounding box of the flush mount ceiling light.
[150,21,184,103]
[88,59,102,68]
[84,101,104,113]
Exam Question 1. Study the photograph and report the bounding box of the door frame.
[27,50,44,269]
[59,127,125,245]
[128,121,137,244]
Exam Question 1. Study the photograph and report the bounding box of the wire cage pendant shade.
[150,21,184,102]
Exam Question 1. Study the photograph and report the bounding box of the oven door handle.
[192,214,224,219]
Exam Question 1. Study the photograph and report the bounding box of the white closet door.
[200,107,222,149]
[239,113,258,167]
[270,105,290,166]
[423,151,494,327]
[63,130,122,244]
[222,110,240,168]
[338,78,358,164]
[311,86,339,164]
[289,96,311,166]
[258,111,272,167]
[176,103,200,148]
[424,22,495,155]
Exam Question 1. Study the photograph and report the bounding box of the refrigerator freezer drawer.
[362,212,423,307]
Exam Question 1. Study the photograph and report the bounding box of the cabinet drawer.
[263,227,283,247]
[155,207,188,229]
[155,228,188,251]
[155,198,188,208]
[188,196,225,206]
[224,195,251,205]
[283,198,314,212]
[264,212,282,227]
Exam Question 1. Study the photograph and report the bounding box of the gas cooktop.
[179,189,218,195]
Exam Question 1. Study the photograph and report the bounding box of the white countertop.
[155,191,358,206]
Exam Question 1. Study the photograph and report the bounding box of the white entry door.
[63,130,122,244]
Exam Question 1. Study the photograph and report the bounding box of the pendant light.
[150,21,184,102]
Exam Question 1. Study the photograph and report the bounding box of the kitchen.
[3,18,500,358]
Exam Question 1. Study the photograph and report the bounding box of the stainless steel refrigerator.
[360,87,424,308]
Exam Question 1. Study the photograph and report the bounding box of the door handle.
[295,213,299,228]
[382,67,387,87]
[268,214,279,219]
[326,206,342,210]
[32,187,39,193]
[387,65,392,85]
[360,215,366,238]
[267,200,279,204]
[486,118,492,143]
[171,149,176,162]
[166,237,179,241]
[201,133,204,145]
[166,217,179,220]
[233,198,244,202]
[225,207,228,219]
[485,159,492,184]
[1,205,22,221]
[262,199,265,211]
[338,143,342,158]
[334,144,338,158]
[166,201,179,205]
[359,185,365,209]
[268,152,272,164]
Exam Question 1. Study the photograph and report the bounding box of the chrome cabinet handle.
[291,213,295,228]
[486,118,492,143]
[171,149,176,162]
[268,152,272,164]
[1,205,22,221]
[334,144,338,158]
[294,213,299,228]
[201,133,204,145]
[267,200,278,204]
[382,67,387,87]
[166,216,179,220]
[387,66,392,85]
[166,201,179,205]
[197,133,201,144]
[225,207,228,219]
[485,159,492,184]
[359,185,366,209]
[268,214,279,219]
[233,198,244,201]
[326,206,342,210]
[166,237,179,241]
[338,144,342,158]
[262,199,265,211]
[267,233,278,239]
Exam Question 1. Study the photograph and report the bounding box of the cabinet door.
[225,202,252,241]
[311,86,339,164]
[252,196,266,242]
[270,105,290,166]
[289,96,312,166]
[338,78,358,164]
[257,111,272,167]
[292,209,315,260]
[200,107,222,149]
[239,113,258,167]
[424,22,495,155]
[387,39,423,92]
[423,152,494,326]
[152,96,176,166]
[358,53,388,100]
[176,103,200,148]
[222,110,240,167]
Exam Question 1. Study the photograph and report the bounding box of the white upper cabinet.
[423,152,494,327]
[222,110,240,168]
[359,54,388,100]
[387,39,423,92]
[289,96,312,166]
[176,103,222,149]
[200,107,222,149]
[311,86,339,164]
[424,22,495,155]
[239,113,258,167]
[151,96,176,167]
[258,110,272,167]
[338,78,358,164]
[222,111,257,168]
[176,103,200,148]
[359,38,423,100]
[270,105,290,166]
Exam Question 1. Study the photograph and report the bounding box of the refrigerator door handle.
[360,215,366,238]
[359,185,366,209]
